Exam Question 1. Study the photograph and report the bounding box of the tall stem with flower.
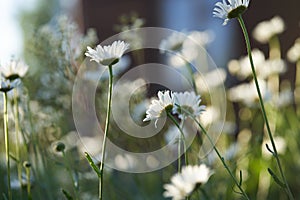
[85,40,129,200]
[213,0,294,199]
[178,104,249,200]
[3,91,12,200]
[167,112,188,171]
[237,15,294,200]
[0,78,20,200]
[99,64,113,199]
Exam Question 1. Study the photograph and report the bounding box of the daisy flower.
[0,60,29,80]
[143,90,173,127]
[252,16,285,44]
[163,164,213,200]
[227,49,265,80]
[172,91,206,120]
[213,0,250,25]
[159,31,186,53]
[85,40,130,66]
[0,77,20,92]
[287,38,300,62]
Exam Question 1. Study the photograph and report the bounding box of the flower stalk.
[99,64,113,200]
[13,89,23,190]
[179,105,249,200]
[237,15,294,200]
[167,112,188,171]
[23,161,32,200]
[3,92,12,200]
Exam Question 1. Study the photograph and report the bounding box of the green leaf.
[239,170,243,186]
[9,153,19,162]
[265,144,274,156]
[62,189,73,200]
[85,152,101,178]
[267,168,286,188]
[2,193,8,200]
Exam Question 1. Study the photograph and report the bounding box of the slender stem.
[237,15,294,200]
[269,36,281,59]
[14,89,23,191]
[62,151,79,199]
[3,92,12,200]
[185,62,197,93]
[167,112,188,171]
[99,65,113,200]
[25,166,32,200]
[184,110,249,200]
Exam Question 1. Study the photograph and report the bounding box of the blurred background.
[0,0,300,199]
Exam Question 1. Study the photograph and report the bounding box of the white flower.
[253,16,285,43]
[186,30,215,47]
[0,77,20,92]
[143,90,174,127]
[173,91,206,120]
[287,38,300,62]
[85,40,130,66]
[213,0,250,25]
[228,49,265,80]
[159,32,186,53]
[228,79,271,106]
[0,60,29,80]
[163,164,213,200]
[195,68,227,93]
[83,56,130,81]
[228,49,286,80]
[257,59,286,79]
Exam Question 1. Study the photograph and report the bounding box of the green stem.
[185,62,197,93]
[3,92,12,200]
[25,166,32,200]
[99,65,113,200]
[237,15,294,200]
[14,89,23,191]
[269,36,281,59]
[62,151,79,199]
[184,111,249,200]
[167,112,188,171]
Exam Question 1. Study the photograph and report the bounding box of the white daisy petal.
[85,40,130,66]
[163,164,213,200]
[143,90,174,127]
[173,91,206,119]
[213,0,250,25]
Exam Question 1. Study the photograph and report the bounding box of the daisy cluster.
[143,90,205,127]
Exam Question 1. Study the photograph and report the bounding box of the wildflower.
[159,32,186,53]
[287,38,300,62]
[228,49,265,80]
[258,59,286,79]
[195,68,226,93]
[83,56,130,81]
[213,0,250,25]
[85,40,130,66]
[0,60,29,80]
[186,30,215,47]
[143,90,173,127]
[253,16,285,44]
[228,79,271,106]
[173,91,206,120]
[0,77,20,92]
[163,164,213,200]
